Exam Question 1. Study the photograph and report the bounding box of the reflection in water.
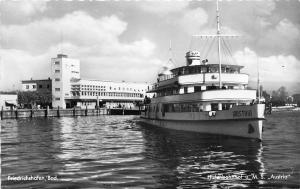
[140,125,265,188]
[1,114,299,188]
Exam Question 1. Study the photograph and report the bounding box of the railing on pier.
[0,107,108,120]
[0,106,143,120]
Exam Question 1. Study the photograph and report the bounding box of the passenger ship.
[140,1,265,140]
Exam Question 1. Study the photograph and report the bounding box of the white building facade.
[21,82,37,91]
[50,54,148,109]
[68,80,148,109]
[51,54,80,108]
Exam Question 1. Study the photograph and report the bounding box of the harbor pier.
[0,107,141,120]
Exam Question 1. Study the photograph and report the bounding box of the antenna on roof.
[60,30,64,54]
[168,40,174,64]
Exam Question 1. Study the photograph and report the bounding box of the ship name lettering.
[233,110,252,117]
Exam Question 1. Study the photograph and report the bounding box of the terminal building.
[68,80,148,109]
[21,54,149,109]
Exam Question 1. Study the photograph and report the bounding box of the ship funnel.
[186,51,201,66]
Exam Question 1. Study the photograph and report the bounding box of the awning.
[5,101,16,107]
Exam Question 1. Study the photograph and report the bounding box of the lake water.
[1,112,300,188]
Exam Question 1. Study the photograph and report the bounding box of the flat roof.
[22,78,51,83]
[74,78,149,85]
[0,91,17,95]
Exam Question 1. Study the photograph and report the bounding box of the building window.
[55,98,60,101]
[33,85,36,89]
[47,85,50,88]
[26,85,29,89]
[55,70,60,73]
[55,78,60,82]
[55,61,60,65]
[39,85,42,88]
[55,88,60,91]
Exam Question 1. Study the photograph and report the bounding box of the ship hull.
[140,117,263,141]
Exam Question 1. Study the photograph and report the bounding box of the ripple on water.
[1,113,300,188]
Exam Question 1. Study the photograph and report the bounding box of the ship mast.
[193,0,238,89]
[257,55,260,100]
[216,0,222,88]
[168,40,173,64]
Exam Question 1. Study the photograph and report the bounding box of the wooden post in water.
[73,107,76,117]
[15,108,18,119]
[1,106,3,120]
[138,105,141,115]
[45,106,49,117]
[30,107,33,118]
[85,106,88,116]
[57,106,60,117]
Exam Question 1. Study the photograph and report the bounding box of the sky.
[0,0,300,94]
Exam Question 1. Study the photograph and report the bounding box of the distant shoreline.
[271,106,300,112]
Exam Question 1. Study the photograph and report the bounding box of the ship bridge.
[149,63,248,95]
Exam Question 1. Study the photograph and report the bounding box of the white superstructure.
[140,1,265,140]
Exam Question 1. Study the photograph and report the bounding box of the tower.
[51,54,80,108]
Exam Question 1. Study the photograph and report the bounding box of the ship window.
[192,104,199,112]
[211,103,219,111]
[194,86,202,92]
[174,104,180,112]
[163,104,169,112]
[184,87,188,94]
[222,103,233,110]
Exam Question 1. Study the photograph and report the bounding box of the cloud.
[0,0,47,23]
[177,7,209,36]
[0,49,52,91]
[218,1,276,43]
[1,11,127,53]
[0,11,162,90]
[233,47,300,92]
[256,18,300,55]
[139,1,189,14]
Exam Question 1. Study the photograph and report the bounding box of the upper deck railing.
[158,64,243,82]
